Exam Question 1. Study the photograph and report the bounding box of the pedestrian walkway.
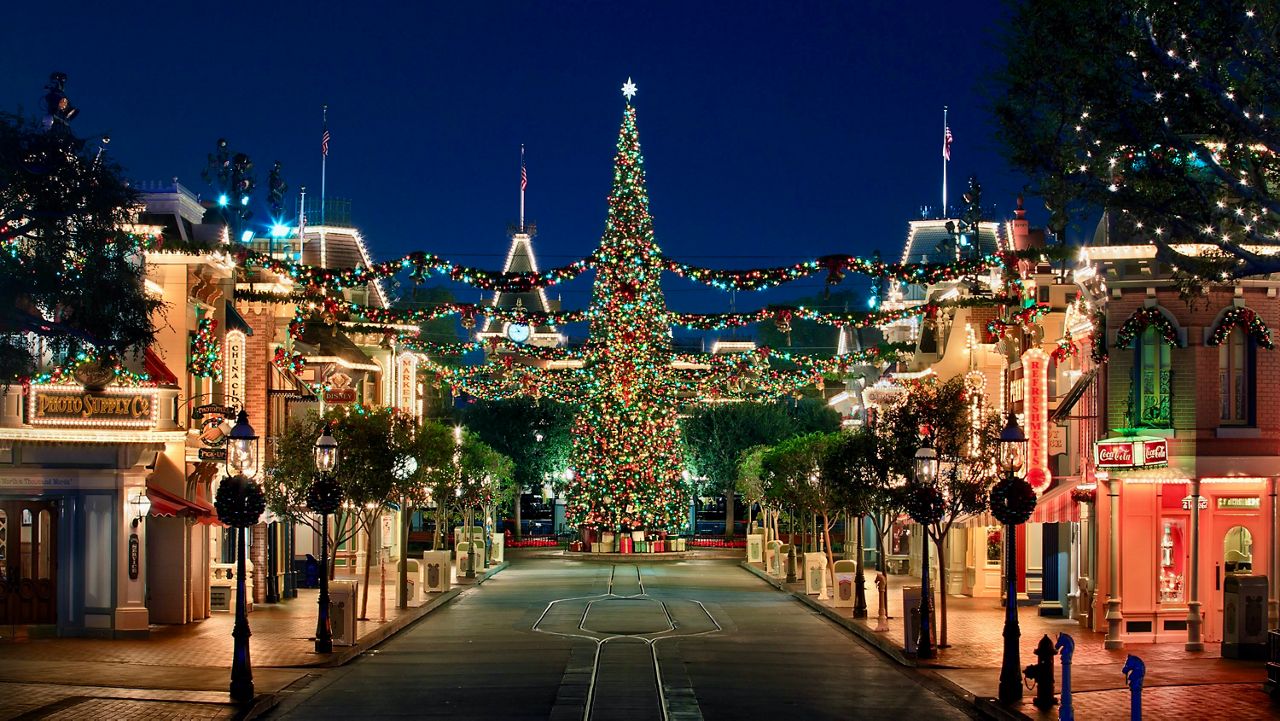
[0,561,505,720]
[741,560,1274,720]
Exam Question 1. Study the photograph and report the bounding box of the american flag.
[322,127,330,157]
[520,146,528,191]
[943,126,953,161]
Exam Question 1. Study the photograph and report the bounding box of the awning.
[146,483,220,525]
[225,301,254,336]
[955,477,1082,527]
[295,321,379,371]
[1030,477,1082,524]
[1049,368,1097,424]
[144,348,180,386]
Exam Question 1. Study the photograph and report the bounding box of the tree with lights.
[564,99,688,532]
[0,106,162,380]
[997,0,1280,282]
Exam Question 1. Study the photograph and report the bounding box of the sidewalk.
[741,561,1277,720]
[0,560,507,720]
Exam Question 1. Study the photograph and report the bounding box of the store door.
[1204,516,1265,643]
[0,501,58,626]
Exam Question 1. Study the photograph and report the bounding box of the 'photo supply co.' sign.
[28,386,158,428]
[1095,437,1169,469]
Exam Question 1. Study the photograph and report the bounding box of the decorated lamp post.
[908,442,941,660]
[307,424,342,654]
[992,411,1037,705]
[394,454,418,610]
[215,410,265,704]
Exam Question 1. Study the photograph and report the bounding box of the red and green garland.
[190,318,223,380]
[1207,306,1275,350]
[1114,307,1180,349]
[1051,333,1079,363]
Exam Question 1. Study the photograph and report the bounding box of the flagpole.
[519,145,525,231]
[320,105,328,268]
[942,106,948,219]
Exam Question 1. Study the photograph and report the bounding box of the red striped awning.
[1031,478,1081,524]
[146,483,221,525]
[144,348,180,386]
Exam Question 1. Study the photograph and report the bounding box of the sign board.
[128,533,140,580]
[28,386,157,428]
[193,404,235,461]
[224,330,246,408]
[1181,496,1210,511]
[323,371,358,404]
[1095,437,1169,469]
[1049,426,1068,456]
[1218,497,1261,510]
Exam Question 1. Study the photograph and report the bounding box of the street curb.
[239,561,511,720]
[738,562,1035,721]
[738,561,918,667]
[321,560,510,668]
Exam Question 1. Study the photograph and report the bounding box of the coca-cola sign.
[1095,437,1169,469]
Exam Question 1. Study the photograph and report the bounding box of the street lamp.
[992,411,1036,705]
[307,423,342,654]
[215,410,264,704]
[912,442,939,660]
[394,454,418,609]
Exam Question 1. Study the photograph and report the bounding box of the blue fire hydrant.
[1056,633,1075,721]
[1123,654,1145,721]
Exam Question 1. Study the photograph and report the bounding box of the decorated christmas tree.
[565,88,687,532]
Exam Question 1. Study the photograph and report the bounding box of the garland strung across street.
[1206,306,1275,350]
[216,89,1052,534]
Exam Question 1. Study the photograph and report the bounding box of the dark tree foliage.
[0,113,162,378]
[995,0,1280,279]
[461,397,574,494]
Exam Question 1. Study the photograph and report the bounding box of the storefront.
[1096,434,1279,644]
[0,382,186,637]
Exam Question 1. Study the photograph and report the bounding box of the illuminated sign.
[1095,437,1169,469]
[1022,348,1050,491]
[28,386,158,428]
[224,330,246,407]
[396,353,418,416]
[193,404,234,461]
[323,371,357,404]
[1218,497,1260,510]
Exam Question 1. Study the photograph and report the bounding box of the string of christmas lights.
[190,318,223,379]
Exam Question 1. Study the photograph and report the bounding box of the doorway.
[1205,518,1263,643]
[0,500,59,626]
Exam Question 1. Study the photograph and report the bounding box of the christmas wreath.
[989,474,1037,526]
[1114,307,1179,349]
[904,483,945,526]
[215,476,266,528]
[1207,306,1275,350]
[306,473,344,515]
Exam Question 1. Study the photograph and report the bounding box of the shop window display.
[1158,518,1186,603]
[986,527,1002,563]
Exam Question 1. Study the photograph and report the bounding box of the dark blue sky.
[4,1,1031,328]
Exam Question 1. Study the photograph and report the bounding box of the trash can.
[330,580,359,647]
[902,585,936,654]
[422,551,452,592]
[748,533,765,564]
[766,541,782,577]
[456,542,475,576]
[490,532,505,564]
[832,560,857,608]
[805,552,828,596]
[1223,575,1269,659]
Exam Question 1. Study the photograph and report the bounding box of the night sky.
[3,1,1033,336]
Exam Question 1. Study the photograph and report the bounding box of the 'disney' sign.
[1095,437,1169,469]
[28,385,158,428]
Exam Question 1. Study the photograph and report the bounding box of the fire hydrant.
[1022,634,1057,710]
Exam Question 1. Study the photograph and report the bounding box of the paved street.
[270,559,971,720]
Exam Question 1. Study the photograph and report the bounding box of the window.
[1219,328,1251,425]
[1134,326,1172,428]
